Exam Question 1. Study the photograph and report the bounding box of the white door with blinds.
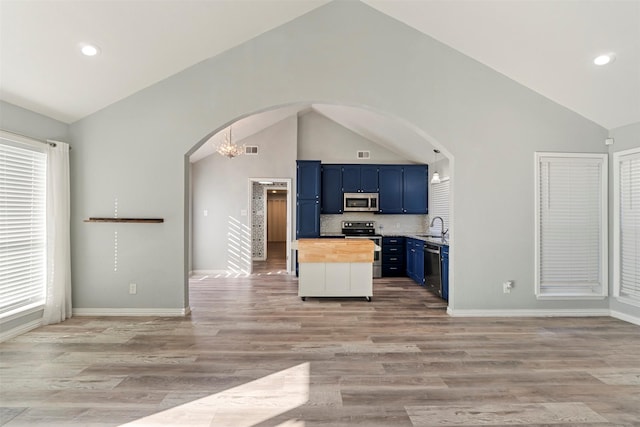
[614,148,640,306]
[429,179,450,236]
[0,138,47,317]
[535,153,608,298]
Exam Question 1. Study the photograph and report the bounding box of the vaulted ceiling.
[1,0,638,132]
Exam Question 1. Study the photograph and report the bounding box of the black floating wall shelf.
[84,218,164,223]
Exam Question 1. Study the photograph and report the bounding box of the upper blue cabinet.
[342,165,379,193]
[402,165,428,214]
[321,164,343,214]
[378,165,404,214]
[296,160,321,200]
[378,165,428,214]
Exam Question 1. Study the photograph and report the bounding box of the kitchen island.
[296,238,376,301]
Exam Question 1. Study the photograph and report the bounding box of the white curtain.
[43,141,72,325]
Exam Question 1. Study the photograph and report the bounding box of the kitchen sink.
[414,235,448,244]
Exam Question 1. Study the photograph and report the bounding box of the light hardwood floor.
[1,269,639,426]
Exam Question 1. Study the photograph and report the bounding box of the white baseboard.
[73,307,190,317]
[0,319,42,342]
[447,307,611,318]
[610,310,640,326]
[190,269,250,277]
[188,269,236,276]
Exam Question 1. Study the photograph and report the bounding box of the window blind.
[0,141,47,316]
[536,154,607,297]
[430,179,449,235]
[619,152,640,303]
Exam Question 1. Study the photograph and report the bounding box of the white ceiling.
[365,0,640,131]
[1,0,638,132]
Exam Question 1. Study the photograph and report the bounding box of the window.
[535,153,608,298]
[429,178,450,235]
[0,134,47,317]
[613,148,640,306]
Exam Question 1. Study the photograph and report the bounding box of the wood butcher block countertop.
[297,238,374,263]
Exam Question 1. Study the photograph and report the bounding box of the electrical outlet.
[129,283,137,294]
[503,281,513,294]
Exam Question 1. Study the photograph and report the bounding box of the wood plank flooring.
[1,271,639,426]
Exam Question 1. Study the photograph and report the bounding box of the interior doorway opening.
[248,178,292,275]
[266,187,287,260]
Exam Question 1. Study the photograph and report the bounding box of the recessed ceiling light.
[80,44,100,57]
[594,53,615,66]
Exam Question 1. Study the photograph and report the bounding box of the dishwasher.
[423,243,442,297]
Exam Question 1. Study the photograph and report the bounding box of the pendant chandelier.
[430,149,441,184]
[216,125,244,158]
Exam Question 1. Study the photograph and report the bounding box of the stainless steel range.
[341,221,382,278]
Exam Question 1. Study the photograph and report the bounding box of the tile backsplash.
[320,213,428,235]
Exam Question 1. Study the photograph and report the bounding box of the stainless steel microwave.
[343,193,379,212]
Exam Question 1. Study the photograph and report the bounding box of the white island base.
[298,262,373,301]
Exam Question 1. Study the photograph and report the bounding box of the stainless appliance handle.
[425,248,440,254]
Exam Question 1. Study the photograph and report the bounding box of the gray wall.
[191,116,297,272]
[0,101,69,335]
[0,101,68,142]
[298,110,411,163]
[608,122,640,321]
[66,1,610,313]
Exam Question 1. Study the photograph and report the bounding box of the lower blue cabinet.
[405,238,424,285]
[415,242,424,285]
[296,199,320,238]
[441,245,449,301]
[382,237,405,277]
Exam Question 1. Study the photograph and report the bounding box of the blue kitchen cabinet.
[405,238,415,279]
[296,199,320,237]
[379,165,428,214]
[402,165,428,214]
[321,164,343,214]
[405,237,424,285]
[382,236,405,277]
[415,243,425,285]
[441,245,449,301]
[360,166,379,192]
[378,165,404,214]
[342,165,360,193]
[296,160,321,201]
[342,165,379,193]
[296,160,321,238]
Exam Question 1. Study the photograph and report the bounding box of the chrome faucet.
[429,216,448,241]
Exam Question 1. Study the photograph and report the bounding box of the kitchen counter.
[407,235,449,246]
[382,233,449,246]
[297,238,375,263]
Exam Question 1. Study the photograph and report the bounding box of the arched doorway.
[185,102,453,304]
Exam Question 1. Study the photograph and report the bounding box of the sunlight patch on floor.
[119,363,309,427]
